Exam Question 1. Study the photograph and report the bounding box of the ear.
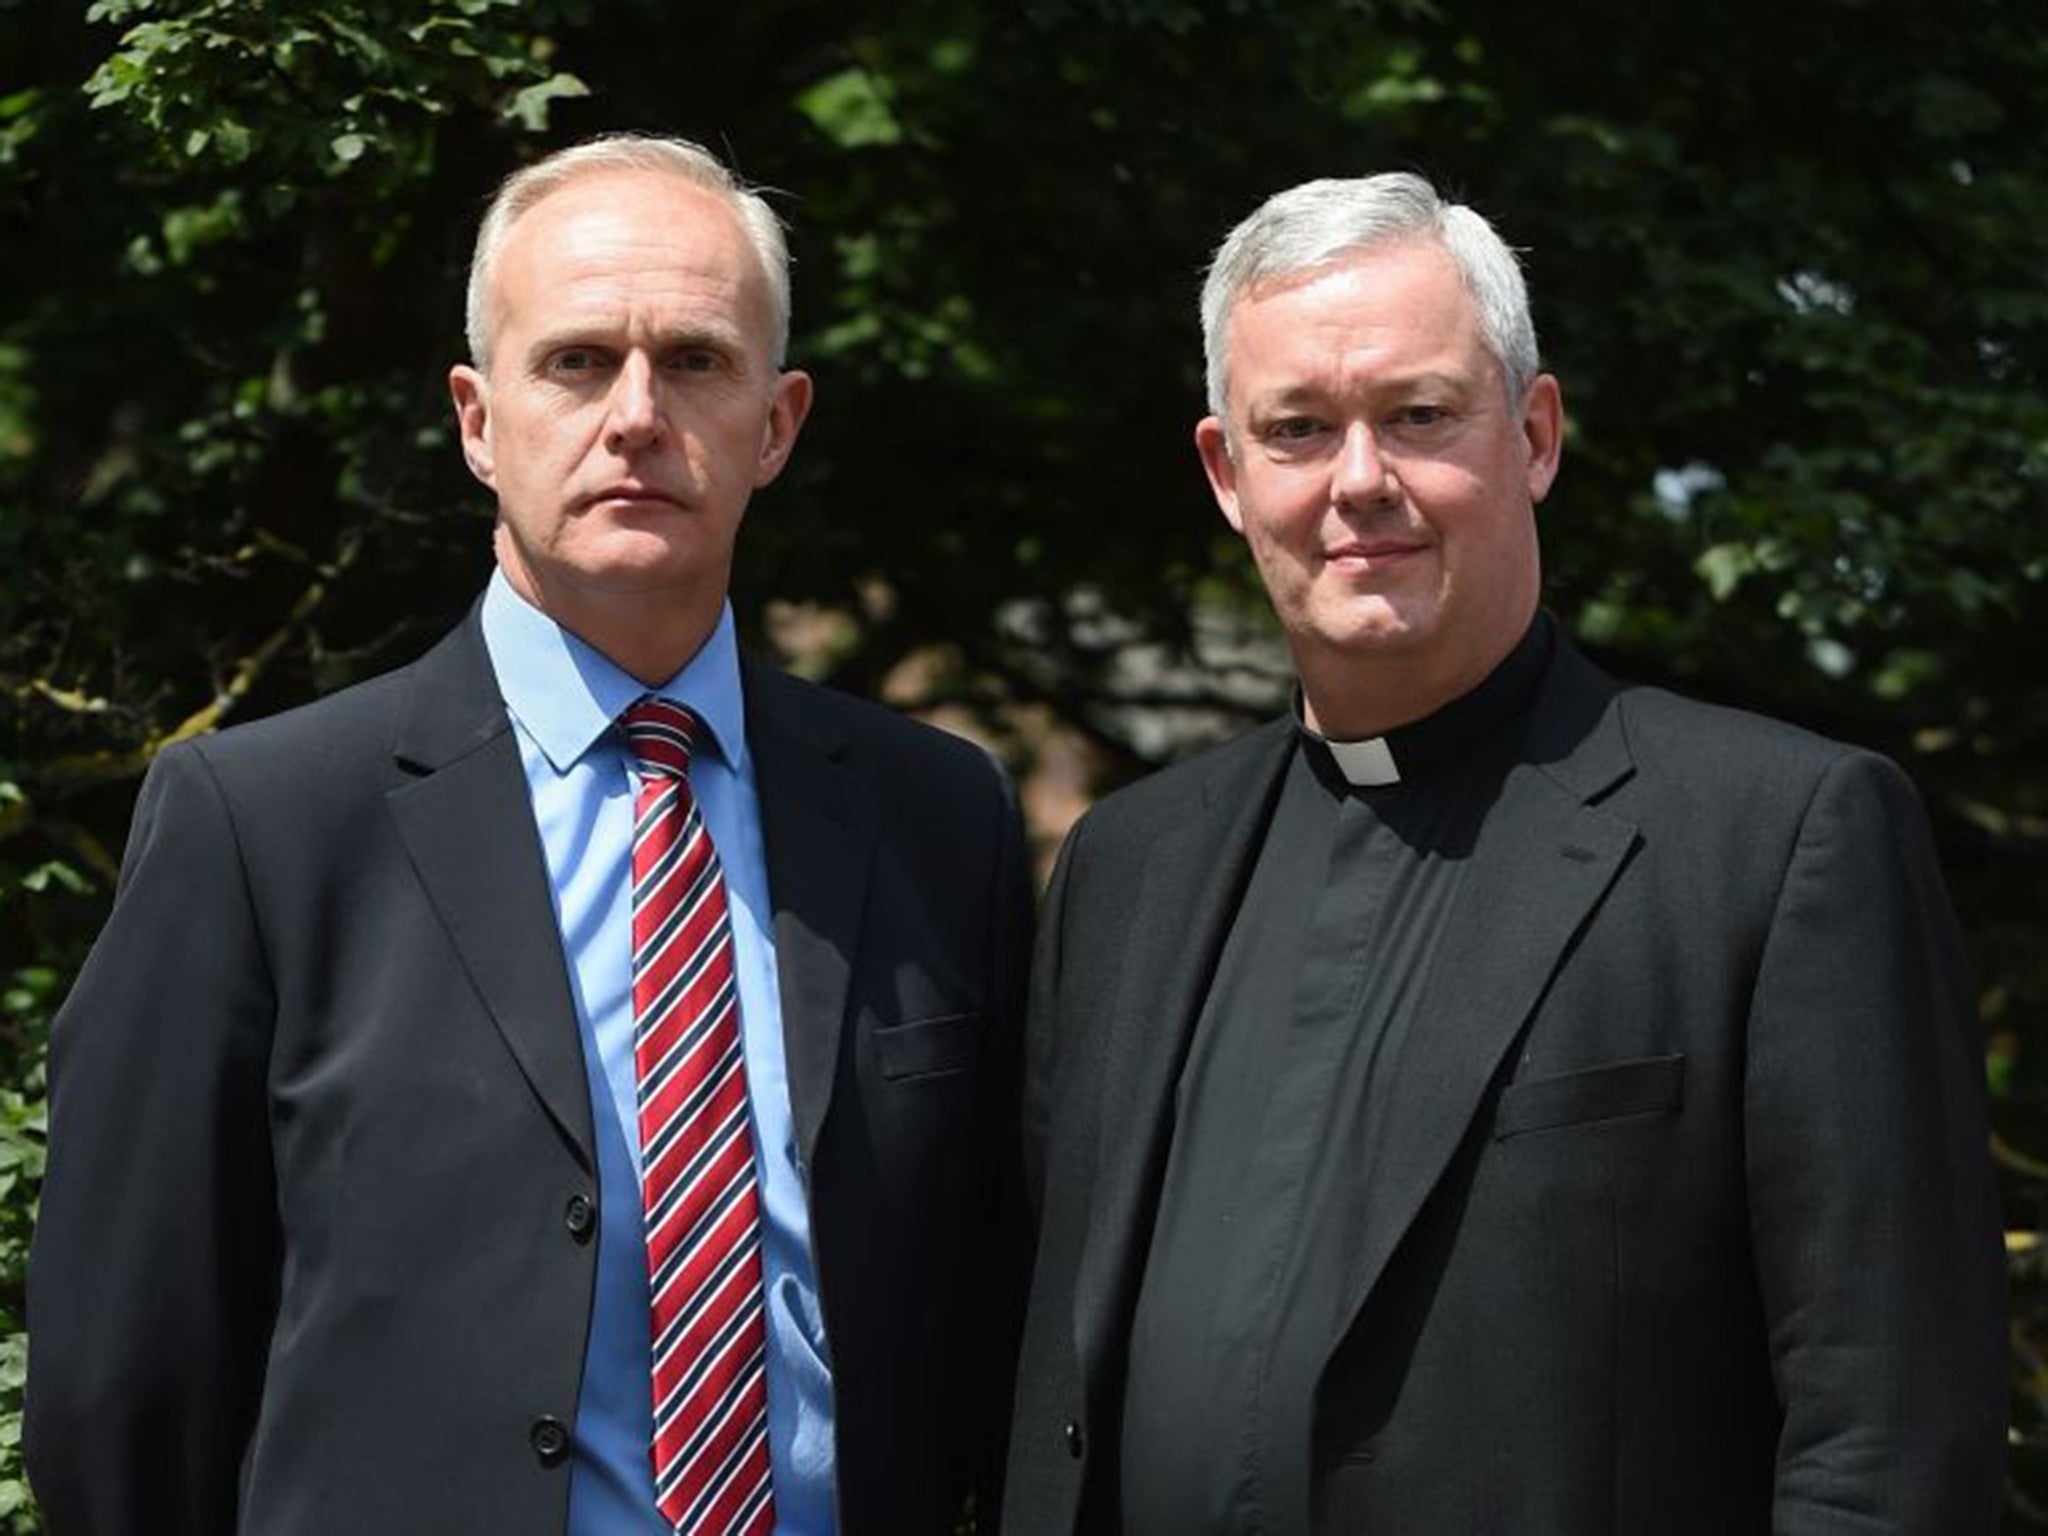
[1520,372,1564,505]
[1195,416,1246,535]
[752,368,815,489]
[448,365,495,488]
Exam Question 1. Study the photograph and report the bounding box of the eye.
[1390,403,1452,430]
[1261,415,1328,444]
[664,347,727,375]
[544,346,611,378]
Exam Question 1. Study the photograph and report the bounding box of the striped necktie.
[620,697,775,1534]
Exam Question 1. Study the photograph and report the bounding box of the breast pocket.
[1493,1053,1685,1139]
[871,1011,982,1083]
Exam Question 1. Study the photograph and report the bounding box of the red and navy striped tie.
[622,697,775,1535]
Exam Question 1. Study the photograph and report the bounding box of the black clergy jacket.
[25,604,1033,1536]
[1004,632,2006,1535]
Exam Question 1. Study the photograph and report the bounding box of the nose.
[1331,420,1396,509]
[603,353,664,453]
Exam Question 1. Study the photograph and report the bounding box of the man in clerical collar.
[1005,173,2007,1534]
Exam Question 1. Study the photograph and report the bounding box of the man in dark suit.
[1005,172,2006,1533]
[27,134,1030,1535]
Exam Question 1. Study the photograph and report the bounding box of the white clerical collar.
[1290,616,1557,789]
[1316,732,1401,787]
[1293,688,1404,785]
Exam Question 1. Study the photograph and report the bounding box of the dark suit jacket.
[1006,636,2006,1534]
[26,607,1032,1535]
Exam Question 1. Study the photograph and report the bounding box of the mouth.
[1325,539,1428,568]
[581,484,687,511]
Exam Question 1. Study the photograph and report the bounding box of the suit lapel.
[743,661,874,1170]
[385,613,595,1171]
[1073,721,1295,1367]
[1330,640,1639,1340]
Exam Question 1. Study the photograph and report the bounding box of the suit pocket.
[872,1011,981,1082]
[1493,1053,1685,1139]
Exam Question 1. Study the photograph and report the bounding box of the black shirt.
[1120,618,1553,1533]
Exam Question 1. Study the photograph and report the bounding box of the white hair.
[464,132,791,372]
[1199,172,1538,417]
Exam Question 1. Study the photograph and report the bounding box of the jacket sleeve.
[26,744,281,1535]
[1744,749,2007,1533]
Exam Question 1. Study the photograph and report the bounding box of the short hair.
[464,132,792,372]
[1199,172,1538,418]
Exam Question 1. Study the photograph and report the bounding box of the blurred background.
[1,0,2044,1525]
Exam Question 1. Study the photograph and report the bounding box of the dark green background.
[3,0,2044,1525]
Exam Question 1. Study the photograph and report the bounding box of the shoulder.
[162,615,482,808]
[1536,632,1848,782]
[1536,633,1874,791]
[185,665,415,773]
[109,643,445,890]
[1619,681,1843,765]
[1610,679,1897,809]
[1567,648,1927,846]
[1064,718,1291,858]
[745,662,1016,808]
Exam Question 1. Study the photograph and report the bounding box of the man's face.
[1196,239,1561,715]
[449,170,810,631]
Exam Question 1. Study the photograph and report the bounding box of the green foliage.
[4,0,2045,1526]
[796,67,904,149]
[0,841,64,1532]
[81,0,582,178]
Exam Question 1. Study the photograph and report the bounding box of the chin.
[578,528,723,579]
[1299,597,1435,655]
[589,563,723,600]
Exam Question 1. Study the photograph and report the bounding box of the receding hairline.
[464,135,792,373]
[474,170,773,370]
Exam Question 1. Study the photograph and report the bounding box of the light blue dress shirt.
[480,572,835,1534]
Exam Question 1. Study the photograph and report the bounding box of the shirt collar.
[1295,612,1554,788]
[479,568,748,775]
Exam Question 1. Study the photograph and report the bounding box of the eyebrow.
[1246,370,1478,412]
[522,319,750,364]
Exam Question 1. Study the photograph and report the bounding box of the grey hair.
[1199,172,1538,418]
[464,132,792,372]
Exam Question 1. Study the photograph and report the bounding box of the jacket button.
[530,1415,570,1466]
[564,1193,595,1242]
[1064,1419,1085,1459]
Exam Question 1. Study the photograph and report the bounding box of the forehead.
[1226,240,1490,395]
[491,169,771,340]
